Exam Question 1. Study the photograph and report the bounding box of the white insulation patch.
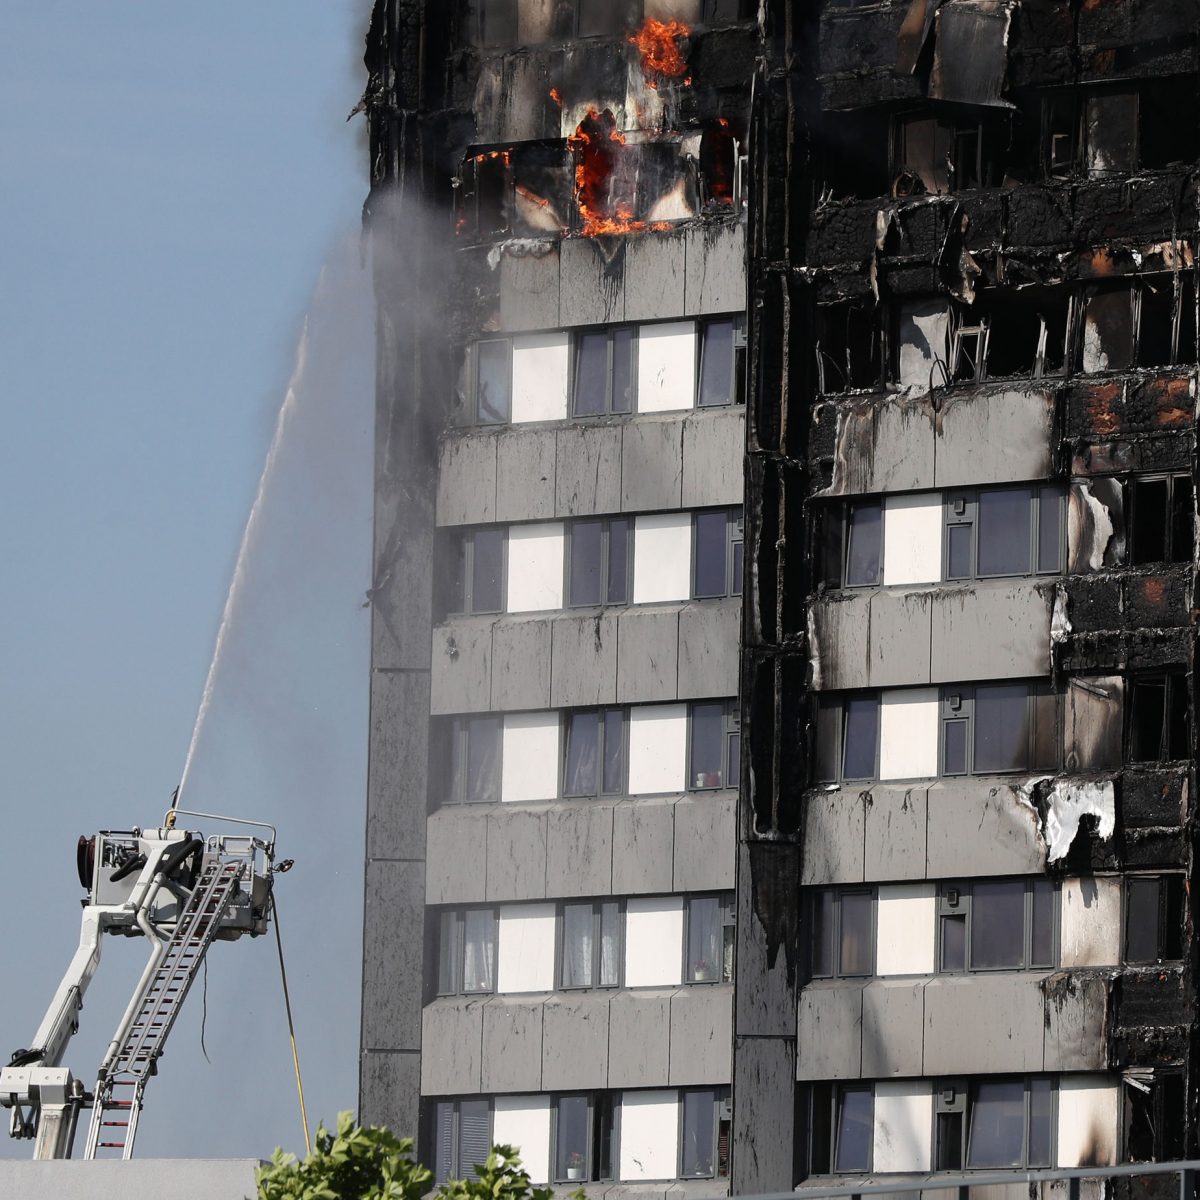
[1043,779,1116,862]
[1051,585,1071,645]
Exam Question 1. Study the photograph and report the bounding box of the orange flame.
[629,18,691,90]
[549,87,563,107]
[567,108,651,237]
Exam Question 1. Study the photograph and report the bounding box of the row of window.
[437,894,735,995]
[465,319,743,427]
[433,1087,731,1186]
[440,701,738,806]
[445,508,742,617]
[815,675,1189,785]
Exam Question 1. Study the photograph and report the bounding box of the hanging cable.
[272,892,312,1157]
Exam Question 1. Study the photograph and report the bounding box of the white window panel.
[632,513,691,604]
[1059,877,1121,968]
[897,299,950,390]
[1057,1076,1118,1167]
[497,903,557,993]
[623,896,684,987]
[636,321,696,413]
[628,705,688,795]
[873,1081,932,1173]
[493,1096,551,1184]
[878,688,938,781]
[875,883,936,975]
[506,523,564,612]
[882,493,941,586]
[619,1090,680,1180]
[502,712,560,803]
[512,332,569,423]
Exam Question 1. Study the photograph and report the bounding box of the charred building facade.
[360,0,1200,1193]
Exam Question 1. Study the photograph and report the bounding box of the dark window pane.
[607,519,630,604]
[570,520,604,606]
[941,913,966,971]
[1162,1076,1186,1159]
[555,1095,590,1181]
[966,1080,1025,1167]
[811,891,834,977]
[1166,677,1189,759]
[842,696,879,780]
[1130,679,1167,761]
[1028,1079,1053,1167]
[1130,478,1168,564]
[564,711,600,796]
[435,1102,455,1183]
[438,912,458,994]
[682,1091,717,1176]
[477,340,510,423]
[694,511,729,597]
[810,1084,833,1174]
[1162,876,1185,960]
[690,702,724,789]
[839,891,873,976]
[561,903,595,988]
[834,1088,872,1172]
[463,909,496,992]
[1032,685,1059,772]
[974,684,1029,773]
[731,537,744,596]
[448,535,468,614]
[947,523,973,579]
[471,528,504,613]
[943,719,968,775]
[1037,487,1063,573]
[936,1112,963,1170]
[466,717,501,804]
[1125,877,1160,963]
[970,880,1025,969]
[815,697,841,783]
[726,729,741,789]
[599,901,621,987]
[1170,476,1193,563]
[611,328,634,414]
[602,709,624,794]
[688,896,722,982]
[574,333,608,416]
[977,488,1033,575]
[1031,879,1055,967]
[594,1094,615,1179]
[845,503,881,586]
[698,321,735,407]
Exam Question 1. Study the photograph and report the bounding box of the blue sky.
[0,4,375,1159]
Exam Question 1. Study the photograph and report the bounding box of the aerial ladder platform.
[0,809,277,1160]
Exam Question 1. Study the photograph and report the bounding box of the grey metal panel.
[551,612,619,708]
[481,997,545,1093]
[500,245,562,333]
[922,975,1047,1075]
[625,231,687,322]
[929,581,1053,683]
[669,986,733,1085]
[682,408,745,508]
[430,619,494,715]
[437,434,497,526]
[545,802,615,898]
[421,998,485,1093]
[496,428,557,522]
[823,396,936,497]
[925,780,1045,878]
[800,789,866,885]
[367,670,431,860]
[621,417,685,512]
[1042,971,1109,1071]
[684,222,746,315]
[863,785,929,882]
[617,607,680,702]
[542,993,611,1090]
[869,590,934,688]
[732,1034,797,1194]
[935,387,1055,489]
[360,1050,422,1141]
[673,796,737,892]
[608,989,673,1087]
[426,808,488,904]
[808,591,871,691]
[796,981,864,1080]
[362,860,426,1052]
[677,600,740,699]
[559,237,625,327]
[485,806,549,901]
[490,616,552,710]
[612,797,676,894]
[860,979,925,1077]
[554,422,624,518]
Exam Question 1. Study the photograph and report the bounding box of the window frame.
[550,1091,619,1184]
[443,714,504,806]
[684,893,736,984]
[686,700,739,792]
[843,498,883,588]
[472,336,513,425]
[806,886,877,980]
[807,1082,875,1175]
[677,1087,732,1180]
[571,325,638,418]
[565,516,633,609]
[814,692,881,785]
[942,484,1066,582]
[1126,672,1190,763]
[447,526,508,616]
[695,316,746,409]
[433,1097,495,1184]
[1123,873,1185,965]
[556,899,625,992]
[561,706,628,800]
[436,906,499,996]
[934,1076,1057,1170]
[936,878,1059,975]
[938,682,1059,778]
[1127,472,1194,566]
[692,507,744,600]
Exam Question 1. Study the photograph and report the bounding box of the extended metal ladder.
[82,858,246,1159]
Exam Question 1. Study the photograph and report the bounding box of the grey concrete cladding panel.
[673,796,737,892]
[1042,971,1108,1071]
[490,617,552,710]
[366,670,431,861]
[929,581,1053,682]
[482,997,546,1093]
[612,798,676,894]
[608,989,673,1087]
[543,993,611,1090]
[678,601,740,700]
[362,860,426,1053]
[421,998,485,1094]
[431,619,493,714]
[617,607,680,702]
[555,422,623,517]
[621,418,684,511]
[546,803,615,898]
[924,779,1044,877]
[860,979,924,1077]
[551,612,619,707]
[438,435,497,526]
[801,790,866,885]
[625,232,686,322]
[796,981,864,1079]
[682,407,744,508]
[669,985,733,1085]
[486,805,549,901]
[0,1160,264,1200]
[684,223,746,316]
[922,975,1046,1075]
[361,1050,422,1141]
[496,428,557,522]
[500,245,561,333]
[863,785,928,882]
[426,808,488,905]
[559,236,625,327]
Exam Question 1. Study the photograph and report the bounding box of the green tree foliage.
[255,1112,573,1200]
